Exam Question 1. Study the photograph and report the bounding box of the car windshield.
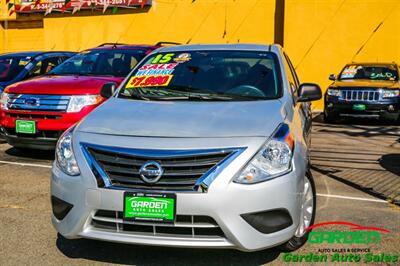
[118,50,281,101]
[339,64,399,81]
[0,55,32,82]
[49,49,147,77]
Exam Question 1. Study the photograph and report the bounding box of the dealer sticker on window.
[123,192,176,223]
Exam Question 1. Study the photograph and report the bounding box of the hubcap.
[295,176,314,237]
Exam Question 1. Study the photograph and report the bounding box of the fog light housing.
[241,209,293,234]
[388,105,395,111]
[51,196,73,220]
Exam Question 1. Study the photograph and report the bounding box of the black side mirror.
[297,83,322,102]
[100,82,117,99]
[329,74,336,81]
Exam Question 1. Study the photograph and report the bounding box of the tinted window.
[26,57,64,79]
[119,50,281,101]
[50,50,147,77]
[339,64,399,81]
[0,55,32,82]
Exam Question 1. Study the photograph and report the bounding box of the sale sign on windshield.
[14,0,152,13]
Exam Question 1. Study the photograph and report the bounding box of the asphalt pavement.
[0,116,399,265]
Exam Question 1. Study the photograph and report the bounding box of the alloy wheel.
[294,176,314,237]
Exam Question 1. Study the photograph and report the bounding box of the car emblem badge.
[25,97,40,106]
[139,161,164,184]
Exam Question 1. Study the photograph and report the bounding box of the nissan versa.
[51,44,322,251]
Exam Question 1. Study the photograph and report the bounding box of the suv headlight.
[234,124,294,184]
[0,92,9,110]
[56,127,80,176]
[382,89,399,98]
[66,95,101,113]
[327,88,340,97]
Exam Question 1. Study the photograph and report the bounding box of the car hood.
[330,79,399,89]
[77,98,285,138]
[5,75,123,95]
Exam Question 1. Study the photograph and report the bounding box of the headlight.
[327,88,340,97]
[382,89,399,98]
[66,95,101,113]
[56,127,80,176]
[0,92,9,110]
[234,124,294,184]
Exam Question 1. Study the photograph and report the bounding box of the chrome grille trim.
[339,89,381,102]
[81,143,245,193]
[7,94,70,112]
[90,210,225,239]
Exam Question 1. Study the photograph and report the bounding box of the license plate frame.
[352,104,366,111]
[123,192,176,223]
[15,120,37,134]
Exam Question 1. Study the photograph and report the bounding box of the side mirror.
[329,74,336,81]
[297,83,322,102]
[100,82,117,99]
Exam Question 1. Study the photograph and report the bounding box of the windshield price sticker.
[151,53,175,64]
[136,63,178,76]
[126,75,173,88]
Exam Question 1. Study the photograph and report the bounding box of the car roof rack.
[155,42,181,46]
[97,43,127,48]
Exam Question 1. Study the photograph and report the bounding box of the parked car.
[0,51,75,93]
[51,44,322,252]
[0,43,165,150]
[324,62,400,123]
[0,51,74,142]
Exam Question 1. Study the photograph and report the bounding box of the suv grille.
[83,144,240,192]
[91,210,225,238]
[7,94,70,112]
[339,89,380,101]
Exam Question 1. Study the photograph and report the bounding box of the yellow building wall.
[284,0,400,110]
[0,0,276,52]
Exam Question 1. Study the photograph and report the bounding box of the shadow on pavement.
[5,147,54,160]
[312,113,400,138]
[311,113,400,205]
[379,154,400,176]
[56,235,281,266]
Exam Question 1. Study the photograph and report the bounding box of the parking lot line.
[317,193,387,203]
[0,160,52,169]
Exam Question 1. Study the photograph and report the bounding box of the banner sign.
[13,0,152,14]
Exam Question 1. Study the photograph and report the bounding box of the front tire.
[323,109,338,123]
[279,170,316,251]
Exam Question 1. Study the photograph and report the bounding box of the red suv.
[0,43,165,150]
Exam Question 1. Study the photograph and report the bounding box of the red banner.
[14,0,152,13]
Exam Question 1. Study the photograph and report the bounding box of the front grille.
[85,145,234,191]
[91,210,225,238]
[339,89,380,101]
[4,128,62,139]
[7,94,70,112]
[6,113,62,120]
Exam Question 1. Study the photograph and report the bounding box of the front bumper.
[51,164,301,251]
[325,96,400,119]
[50,134,307,251]
[1,126,59,150]
[0,105,98,149]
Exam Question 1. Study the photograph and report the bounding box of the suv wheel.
[279,170,316,251]
[323,109,338,123]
